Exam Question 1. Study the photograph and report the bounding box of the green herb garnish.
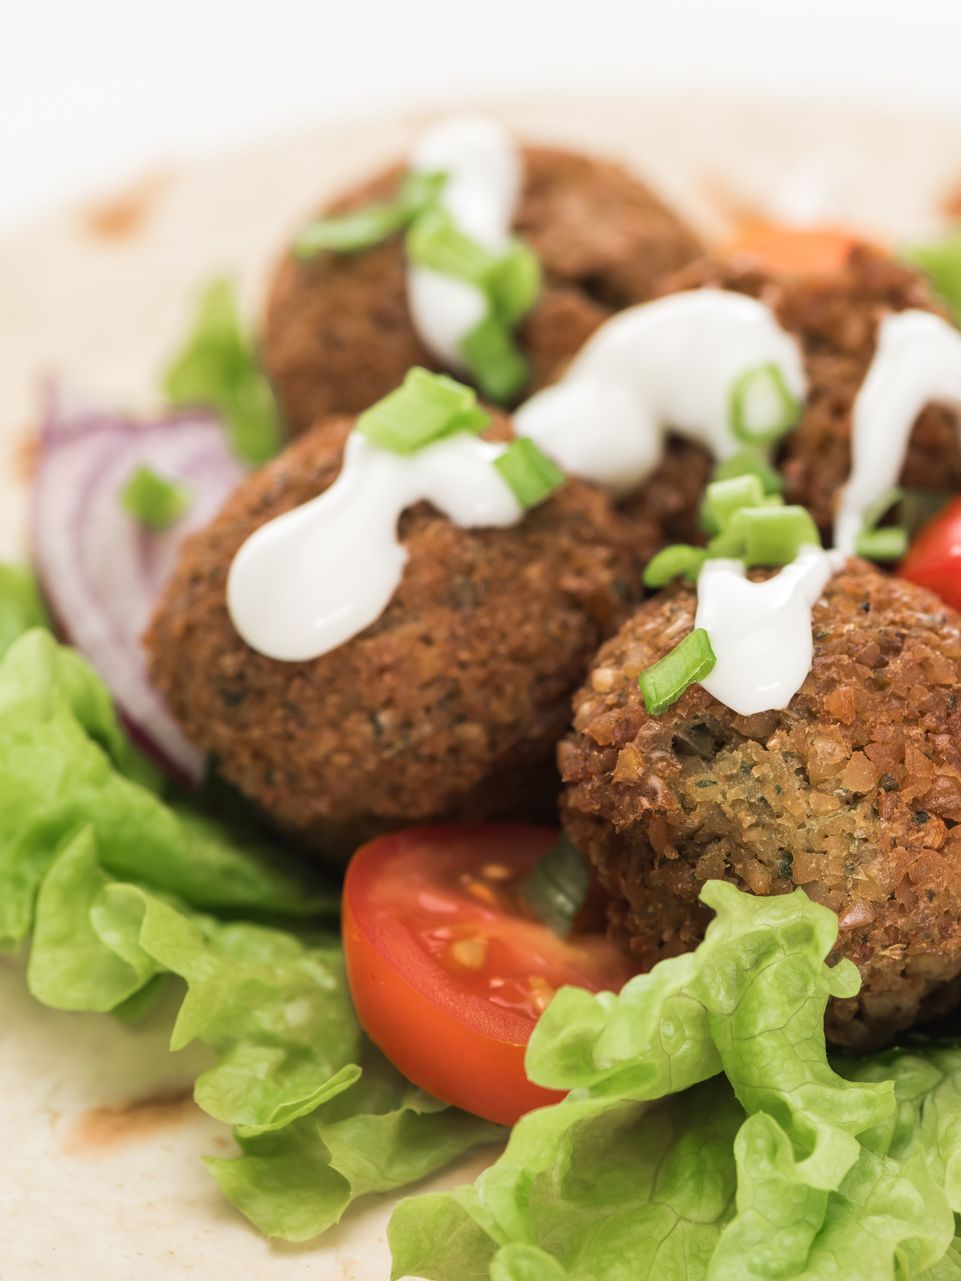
[356,368,489,455]
[638,627,716,715]
[712,448,784,495]
[294,171,447,258]
[711,504,822,566]
[729,362,801,446]
[120,465,190,531]
[853,486,909,563]
[643,544,708,588]
[494,437,565,509]
[165,278,282,465]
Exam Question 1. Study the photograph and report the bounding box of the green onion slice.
[853,486,909,564]
[712,449,784,495]
[488,240,541,324]
[295,171,447,259]
[729,363,802,446]
[855,526,909,562]
[860,486,903,532]
[120,465,191,531]
[520,835,592,937]
[407,207,498,285]
[644,544,708,588]
[494,437,565,509]
[461,313,530,403]
[710,504,821,566]
[639,628,717,716]
[356,368,489,455]
[701,473,770,535]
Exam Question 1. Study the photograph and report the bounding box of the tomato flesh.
[342,824,635,1126]
[900,495,961,611]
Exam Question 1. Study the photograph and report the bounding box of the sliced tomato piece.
[724,218,875,277]
[342,824,635,1126]
[899,495,961,610]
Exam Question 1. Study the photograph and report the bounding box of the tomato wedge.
[342,824,635,1126]
[899,495,961,610]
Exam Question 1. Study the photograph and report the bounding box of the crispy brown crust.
[560,560,961,1050]
[261,147,704,434]
[659,247,961,531]
[145,413,667,860]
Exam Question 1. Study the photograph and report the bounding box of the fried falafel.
[145,410,678,860]
[659,247,961,532]
[560,558,961,1051]
[261,147,704,435]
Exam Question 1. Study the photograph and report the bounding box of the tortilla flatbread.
[2,92,959,1280]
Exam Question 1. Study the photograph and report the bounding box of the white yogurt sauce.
[227,432,521,661]
[835,309,961,552]
[514,290,807,495]
[406,116,521,369]
[694,546,844,716]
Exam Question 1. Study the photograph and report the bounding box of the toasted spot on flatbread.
[63,1083,196,1153]
[81,170,173,242]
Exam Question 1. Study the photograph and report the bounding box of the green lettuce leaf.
[206,1052,502,1241]
[389,884,961,1281]
[165,278,282,463]
[0,562,48,658]
[0,628,331,946]
[903,230,961,327]
[0,605,497,1242]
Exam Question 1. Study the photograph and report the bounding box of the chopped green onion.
[639,628,716,716]
[356,368,489,455]
[903,228,961,327]
[488,241,541,324]
[856,526,909,562]
[407,206,539,403]
[729,363,801,446]
[701,473,769,535]
[711,505,821,566]
[460,313,530,403]
[860,487,903,532]
[407,207,498,286]
[295,171,446,259]
[295,202,412,257]
[164,278,281,465]
[120,465,191,531]
[407,209,541,324]
[853,486,909,564]
[494,437,565,509]
[400,170,449,214]
[643,544,708,588]
[712,449,784,495]
[521,835,592,937]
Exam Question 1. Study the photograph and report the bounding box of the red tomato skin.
[343,898,565,1126]
[900,498,961,612]
[343,824,599,1127]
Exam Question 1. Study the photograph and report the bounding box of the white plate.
[3,92,960,1280]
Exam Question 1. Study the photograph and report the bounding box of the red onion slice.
[32,386,245,784]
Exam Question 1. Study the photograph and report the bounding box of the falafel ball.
[145,411,681,860]
[658,246,961,532]
[261,147,704,435]
[560,558,961,1051]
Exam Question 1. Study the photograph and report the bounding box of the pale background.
[4,0,961,234]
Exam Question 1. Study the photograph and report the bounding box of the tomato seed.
[449,936,489,970]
